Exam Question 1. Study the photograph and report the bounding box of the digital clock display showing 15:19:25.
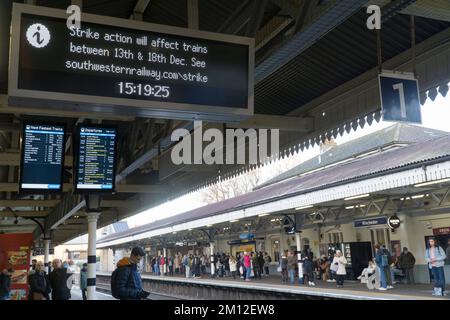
[117,82,170,98]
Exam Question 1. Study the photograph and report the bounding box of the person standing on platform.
[49,259,72,300]
[111,246,150,300]
[280,252,288,284]
[252,253,260,279]
[446,239,450,264]
[79,263,88,300]
[425,238,447,296]
[174,254,180,275]
[302,256,315,286]
[375,245,388,291]
[263,252,271,277]
[0,268,12,300]
[257,252,265,278]
[243,252,252,282]
[332,250,347,288]
[28,261,51,300]
[399,247,416,284]
[182,254,189,278]
[159,254,165,276]
[287,251,297,285]
[229,256,237,279]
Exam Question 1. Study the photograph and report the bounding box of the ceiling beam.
[0,210,49,217]
[0,182,169,194]
[226,114,313,132]
[246,0,269,37]
[0,200,60,207]
[0,95,135,121]
[130,0,151,20]
[187,0,199,30]
[217,0,253,34]
[255,0,367,84]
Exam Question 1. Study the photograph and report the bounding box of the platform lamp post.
[85,194,101,300]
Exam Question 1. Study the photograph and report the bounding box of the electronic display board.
[75,125,117,193]
[19,122,65,192]
[9,4,254,121]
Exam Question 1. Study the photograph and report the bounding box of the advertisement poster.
[0,233,33,300]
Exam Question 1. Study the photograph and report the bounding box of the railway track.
[96,280,184,300]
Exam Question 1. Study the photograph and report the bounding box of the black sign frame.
[19,120,67,194]
[73,123,118,194]
[8,3,254,122]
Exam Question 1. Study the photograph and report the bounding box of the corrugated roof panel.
[255,10,450,115]
[98,131,450,244]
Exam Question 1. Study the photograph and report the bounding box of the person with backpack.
[263,252,271,277]
[375,244,389,291]
[111,246,150,300]
[425,237,447,296]
[399,247,416,284]
[79,263,88,300]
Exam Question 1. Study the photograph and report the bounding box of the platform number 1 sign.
[379,72,422,124]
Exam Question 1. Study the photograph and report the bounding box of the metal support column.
[295,232,303,281]
[163,247,167,276]
[210,242,215,278]
[44,238,50,274]
[85,194,101,300]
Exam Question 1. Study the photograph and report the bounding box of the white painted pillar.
[87,212,100,300]
[210,242,215,277]
[163,247,167,276]
[44,238,50,274]
[295,232,303,280]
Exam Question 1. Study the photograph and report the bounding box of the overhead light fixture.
[345,204,366,210]
[411,194,426,199]
[172,231,177,234]
[206,224,213,227]
[258,214,269,217]
[295,205,313,210]
[415,178,450,187]
[230,219,239,223]
[344,194,370,201]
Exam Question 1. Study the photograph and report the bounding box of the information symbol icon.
[26,23,51,48]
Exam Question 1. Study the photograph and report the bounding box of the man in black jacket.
[28,261,51,300]
[399,247,416,284]
[49,259,72,300]
[111,246,149,300]
[0,268,12,300]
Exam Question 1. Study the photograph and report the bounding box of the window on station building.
[371,228,391,248]
[328,232,343,244]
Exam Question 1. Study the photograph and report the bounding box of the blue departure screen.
[20,123,65,191]
[76,126,117,192]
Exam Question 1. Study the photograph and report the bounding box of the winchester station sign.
[8,4,254,121]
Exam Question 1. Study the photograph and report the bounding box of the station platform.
[70,286,115,300]
[131,273,449,300]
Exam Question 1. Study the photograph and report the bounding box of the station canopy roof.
[97,124,450,246]
[0,0,450,245]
